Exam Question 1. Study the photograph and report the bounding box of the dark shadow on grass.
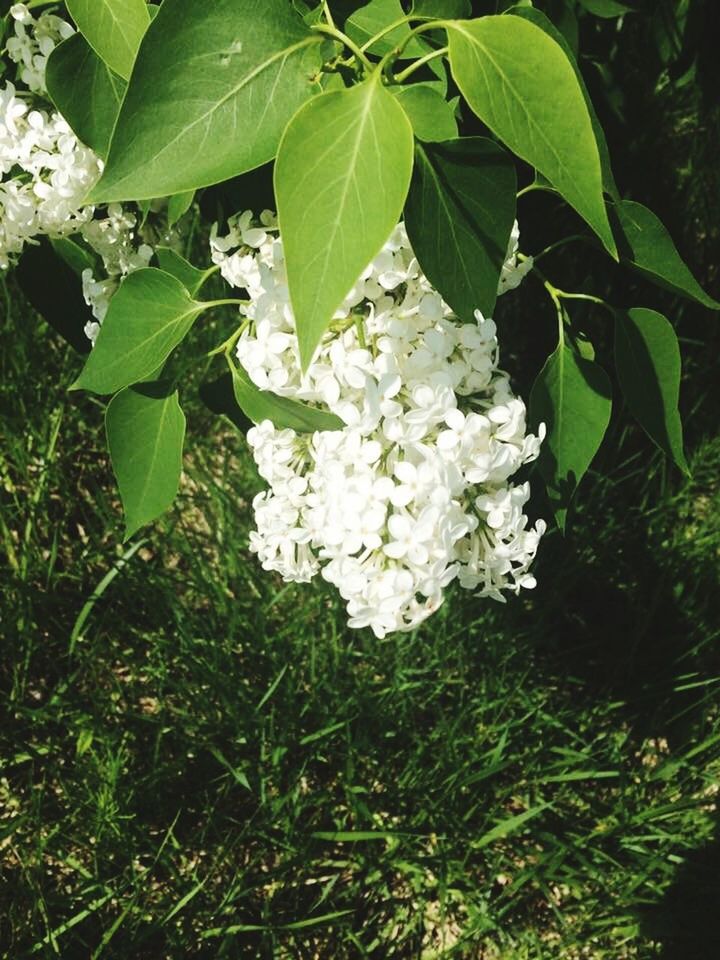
[640,823,720,959]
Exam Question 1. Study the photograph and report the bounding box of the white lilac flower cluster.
[0,5,100,268]
[210,213,545,638]
[80,204,154,342]
[1,4,152,336]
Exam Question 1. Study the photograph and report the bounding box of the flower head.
[216,213,545,638]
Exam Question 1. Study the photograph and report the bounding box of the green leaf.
[577,0,633,17]
[275,74,414,369]
[72,269,207,395]
[16,237,93,355]
[106,382,186,540]
[66,0,150,80]
[506,6,617,199]
[346,0,425,57]
[229,361,344,433]
[614,308,689,473]
[613,200,720,309]
[50,236,97,278]
[45,33,126,157]
[447,16,616,257]
[199,372,251,432]
[90,0,324,202]
[393,85,458,142]
[412,0,471,17]
[154,247,211,297]
[404,137,516,321]
[167,190,195,228]
[530,342,612,529]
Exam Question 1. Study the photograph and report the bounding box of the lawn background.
[2,2,720,957]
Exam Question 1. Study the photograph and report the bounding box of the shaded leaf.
[167,191,195,228]
[613,200,720,308]
[393,84,458,141]
[530,342,612,529]
[90,0,324,202]
[106,382,186,539]
[404,137,516,321]
[199,372,252,432]
[66,0,150,80]
[412,0,471,17]
[346,0,425,57]
[45,33,126,157]
[615,307,689,473]
[50,236,98,278]
[154,247,212,297]
[447,16,616,256]
[16,237,92,354]
[577,0,633,17]
[72,269,207,394]
[230,361,343,433]
[275,74,414,369]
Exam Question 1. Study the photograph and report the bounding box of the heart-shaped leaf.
[393,85,458,142]
[154,248,213,298]
[72,269,207,395]
[346,0,425,57]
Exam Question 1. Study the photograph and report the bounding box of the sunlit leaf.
[72,269,207,394]
[275,75,414,369]
[66,0,150,80]
[229,361,343,432]
[90,0,324,201]
[447,16,616,256]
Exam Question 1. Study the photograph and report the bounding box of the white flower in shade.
[7,4,73,95]
[219,213,544,638]
[1,5,155,333]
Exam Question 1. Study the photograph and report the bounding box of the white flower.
[216,213,543,638]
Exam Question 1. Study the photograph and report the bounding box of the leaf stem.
[516,181,558,199]
[554,291,617,317]
[322,0,336,29]
[360,14,414,51]
[393,46,448,83]
[523,253,615,339]
[377,19,449,74]
[207,318,250,358]
[354,315,367,349]
[360,10,452,53]
[311,22,375,71]
[202,298,249,310]
[531,235,590,262]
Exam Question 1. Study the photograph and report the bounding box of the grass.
[2,264,720,959]
[3,6,720,954]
